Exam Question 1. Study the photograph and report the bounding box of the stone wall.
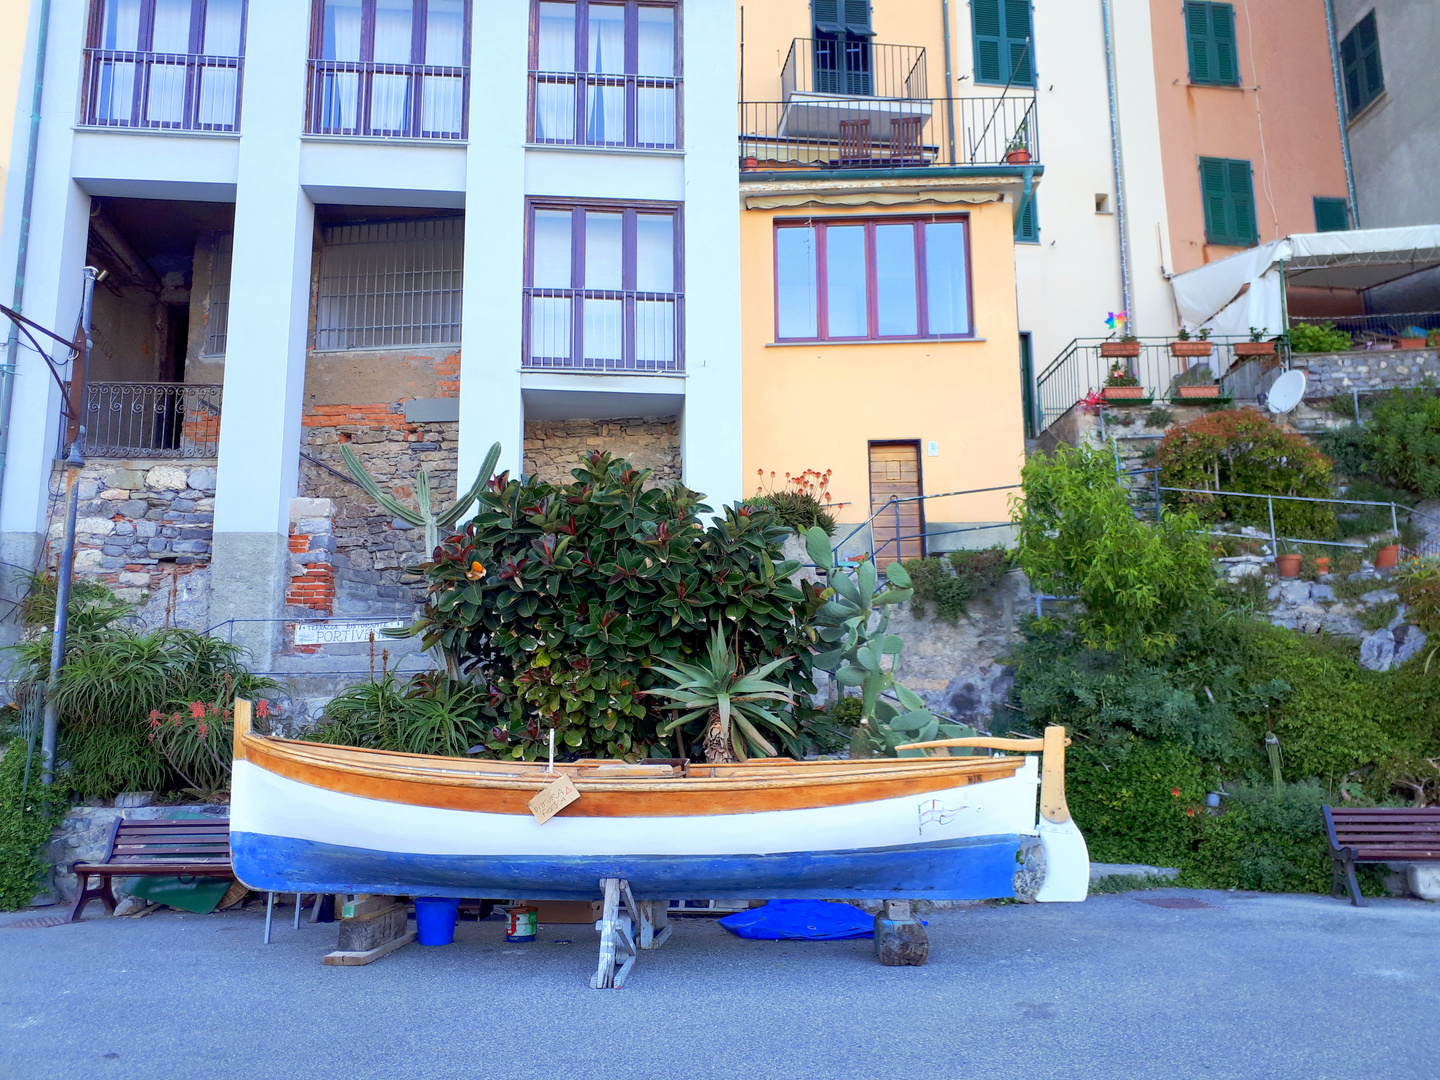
[524,416,681,486]
[45,459,216,615]
[1292,346,1440,396]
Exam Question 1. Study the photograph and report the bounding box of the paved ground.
[2,889,1437,1080]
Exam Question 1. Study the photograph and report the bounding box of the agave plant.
[339,441,502,556]
[647,628,796,763]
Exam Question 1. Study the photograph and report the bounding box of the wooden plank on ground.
[323,930,417,966]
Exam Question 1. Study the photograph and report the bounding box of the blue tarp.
[718,899,874,940]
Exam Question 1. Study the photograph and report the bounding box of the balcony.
[739,94,1038,172]
[529,72,680,150]
[82,48,242,132]
[523,289,683,374]
[305,60,468,140]
[779,37,929,137]
[72,382,223,459]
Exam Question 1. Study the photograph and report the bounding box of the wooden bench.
[68,817,232,922]
[1323,805,1440,906]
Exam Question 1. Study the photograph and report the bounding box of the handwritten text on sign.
[293,620,406,646]
[528,775,581,824]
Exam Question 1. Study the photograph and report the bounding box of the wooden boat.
[229,701,1089,904]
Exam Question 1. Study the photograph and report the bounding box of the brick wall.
[524,416,681,486]
[287,497,336,615]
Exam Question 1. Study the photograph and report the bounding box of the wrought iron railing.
[1290,310,1440,345]
[780,38,928,100]
[72,382,223,459]
[529,72,680,149]
[522,288,683,374]
[1034,336,1260,432]
[306,60,468,140]
[738,94,1037,171]
[81,49,243,131]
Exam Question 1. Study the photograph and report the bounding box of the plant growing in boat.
[803,527,977,756]
[339,441,502,556]
[646,627,796,762]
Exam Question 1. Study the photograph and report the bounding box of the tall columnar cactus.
[339,441,502,556]
[803,525,977,757]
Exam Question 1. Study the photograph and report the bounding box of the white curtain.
[370,0,413,132]
[420,0,464,135]
[146,0,190,125]
[321,0,363,129]
[96,0,141,122]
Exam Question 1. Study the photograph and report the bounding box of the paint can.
[505,905,538,942]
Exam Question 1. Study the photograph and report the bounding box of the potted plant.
[1004,119,1031,164]
[1428,329,1440,350]
[1233,326,1277,358]
[1373,538,1401,571]
[1275,544,1302,579]
[1176,382,1221,399]
[1170,326,1214,358]
[1101,368,1145,401]
[1314,555,1331,575]
[1100,336,1142,358]
[1400,326,1428,349]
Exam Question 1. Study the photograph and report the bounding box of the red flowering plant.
[148,693,284,801]
[745,467,845,537]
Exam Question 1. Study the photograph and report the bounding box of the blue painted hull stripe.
[231,832,1025,901]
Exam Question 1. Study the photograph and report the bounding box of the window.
[530,1,680,149]
[972,0,1033,88]
[773,217,972,341]
[1015,193,1038,244]
[84,0,246,131]
[812,0,873,96]
[1199,157,1257,247]
[1340,11,1383,118]
[308,0,470,139]
[524,201,683,372]
[203,232,233,355]
[315,217,464,350]
[1313,197,1350,233]
[1184,1,1238,86]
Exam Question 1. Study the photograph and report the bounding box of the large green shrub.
[1289,322,1353,353]
[1181,782,1339,894]
[1156,409,1336,538]
[1068,740,1205,865]
[1012,442,1215,655]
[393,451,814,761]
[1355,388,1440,497]
[0,739,69,911]
[903,548,1010,623]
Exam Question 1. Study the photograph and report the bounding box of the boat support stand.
[591,878,671,989]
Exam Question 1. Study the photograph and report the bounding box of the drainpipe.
[1099,0,1133,321]
[940,0,956,164]
[0,0,56,519]
[1323,0,1359,226]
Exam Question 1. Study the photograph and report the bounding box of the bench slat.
[1350,848,1440,857]
[112,848,231,858]
[1330,811,1440,820]
[1333,833,1440,843]
[113,830,229,840]
[74,861,232,874]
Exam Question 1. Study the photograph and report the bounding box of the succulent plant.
[339,441,502,556]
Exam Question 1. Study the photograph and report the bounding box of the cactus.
[339,440,502,557]
[803,525,976,757]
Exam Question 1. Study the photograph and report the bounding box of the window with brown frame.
[530,0,681,149]
[524,200,684,373]
[83,0,247,131]
[307,0,470,139]
[774,216,973,342]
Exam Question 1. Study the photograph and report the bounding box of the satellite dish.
[1266,370,1306,414]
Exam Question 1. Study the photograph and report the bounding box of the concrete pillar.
[457,0,528,484]
[208,0,314,667]
[0,0,90,597]
[678,0,742,510]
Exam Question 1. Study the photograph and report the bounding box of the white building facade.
[0,0,741,666]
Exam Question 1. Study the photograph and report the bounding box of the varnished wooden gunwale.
[240,732,1026,818]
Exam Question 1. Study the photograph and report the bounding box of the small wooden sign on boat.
[529,775,580,825]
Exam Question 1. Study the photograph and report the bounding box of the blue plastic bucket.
[413,896,460,946]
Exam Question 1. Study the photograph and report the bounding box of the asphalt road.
[1,889,1436,1080]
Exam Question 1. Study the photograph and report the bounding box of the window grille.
[203,232,232,355]
[316,217,464,350]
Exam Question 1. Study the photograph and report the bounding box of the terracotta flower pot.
[1315,556,1331,574]
[1276,553,1302,578]
[1233,341,1276,358]
[1170,341,1214,357]
[1400,338,1426,349]
[1375,544,1401,570]
[1005,148,1031,164]
[1100,341,1142,358]
[1101,386,1145,401]
[1177,385,1220,398]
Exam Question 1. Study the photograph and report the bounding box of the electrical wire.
[1242,0,1281,240]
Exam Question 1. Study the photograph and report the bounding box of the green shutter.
[1227,159,1256,243]
[1200,157,1229,241]
[1340,12,1384,116]
[1014,192,1038,244]
[973,0,1004,84]
[1212,4,1238,85]
[1200,156,1257,245]
[1185,2,1211,83]
[1004,0,1033,85]
[1314,197,1350,232]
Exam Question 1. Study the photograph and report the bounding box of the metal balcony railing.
[81,49,242,132]
[306,60,468,140]
[523,288,683,374]
[69,382,223,459]
[739,94,1037,171]
[781,38,928,100]
[530,72,680,149]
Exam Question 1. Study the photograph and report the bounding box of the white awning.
[1169,226,1440,337]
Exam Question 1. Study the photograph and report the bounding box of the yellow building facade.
[738,0,1034,559]
[0,0,32,237]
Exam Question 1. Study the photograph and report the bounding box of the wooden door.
[868,441,924,567]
